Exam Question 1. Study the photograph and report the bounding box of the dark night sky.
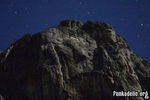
[0,0,150,61]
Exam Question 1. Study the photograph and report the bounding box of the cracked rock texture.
[0,20,150,100]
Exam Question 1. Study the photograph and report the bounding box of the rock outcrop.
[0,20,150,100]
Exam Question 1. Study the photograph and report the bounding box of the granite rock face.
[0,20,150,100]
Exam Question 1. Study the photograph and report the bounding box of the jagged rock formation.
[0,20,150,100]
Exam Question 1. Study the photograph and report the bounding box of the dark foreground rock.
[0,20,150,100]
[0,95,4,100]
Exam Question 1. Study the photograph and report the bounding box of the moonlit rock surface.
[0,20,150,100]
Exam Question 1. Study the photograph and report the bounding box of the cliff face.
[0,20,150,100]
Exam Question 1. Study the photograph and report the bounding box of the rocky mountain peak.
[82,20,113,31]
[59,20,83,28]
[0,20,150,100]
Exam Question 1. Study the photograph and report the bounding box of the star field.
[0,0,150,61]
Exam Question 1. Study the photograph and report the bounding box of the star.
[8,4,14,8]
[44,24,49,26]
[79,1,83,5]
[135,0,139,2]
[146,24,149,27]
[24,7,28,11]
[87,11,90,15]
[26,11,30,15]
[136,34,140,38]
[120,18,125,21]
[24,7,31,15]
[25,24,29,28]
[143,44,147,48]
[140,24,144,26]
[39,5,43,8]
[14,11,18,15]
